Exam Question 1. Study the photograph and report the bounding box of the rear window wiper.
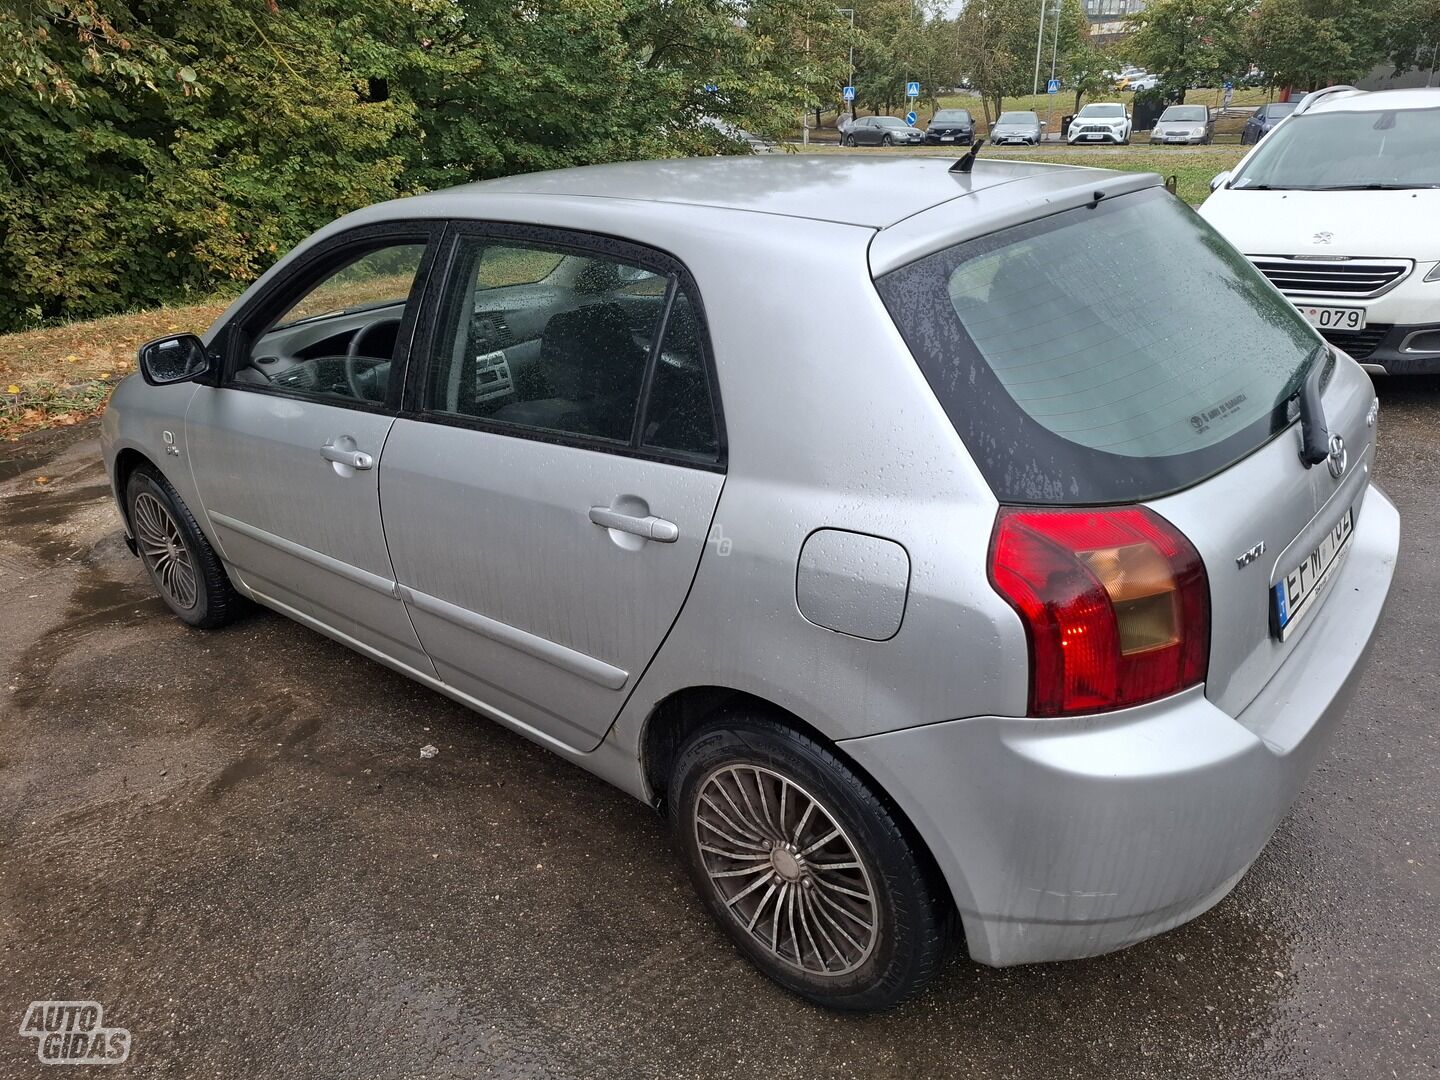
[1296,345,1332,468]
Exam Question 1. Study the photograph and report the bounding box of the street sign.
[1223,81,1234,90]
[906,110,918,125]
[1047,78,1060,94]
[906,81,920,98]
[843,85,855,101]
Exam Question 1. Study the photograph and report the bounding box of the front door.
[380,227,726,751]
[187,228,441,676]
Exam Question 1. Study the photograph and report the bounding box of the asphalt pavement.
[1,379,1437,1078]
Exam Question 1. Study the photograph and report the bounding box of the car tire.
[843,135,855,147]
[126,463,245,629]
[881,134,893,147]
[670,714,951,1012]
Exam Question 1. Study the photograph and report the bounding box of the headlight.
[1425,263,1440,283]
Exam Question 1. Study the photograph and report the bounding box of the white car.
[1067,103,1131,145]
[1201,86,1440,374]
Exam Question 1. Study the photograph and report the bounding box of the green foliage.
[1124,0,1251,98]
[0,0,849,333]
[954,0,1086,123]
[1246,0,1394,91]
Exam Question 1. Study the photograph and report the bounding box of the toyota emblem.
[1327,433,1347,479]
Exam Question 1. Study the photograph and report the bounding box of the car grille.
[1319,325,1389,360]
[1077,124,1115,134]
[1249,256,1412,299]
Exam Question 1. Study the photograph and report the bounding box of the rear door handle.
[588,506,679,543]
[321,442,374,471]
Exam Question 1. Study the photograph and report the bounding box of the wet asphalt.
[1,380,1437,1079]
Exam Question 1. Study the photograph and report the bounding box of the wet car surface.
[1,379,1438,1077]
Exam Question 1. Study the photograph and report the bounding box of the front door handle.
[588,506,679,543]
[321,441,374,471]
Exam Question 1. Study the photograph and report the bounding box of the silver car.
[989,110,1044,145]
[103,156,1399,1012]
[1151,104,1214,145]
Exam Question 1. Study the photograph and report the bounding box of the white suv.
[1067,102,1131,144]
[1200,86,1440,374]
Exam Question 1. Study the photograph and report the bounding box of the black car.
[1240,100,1298,145]
[924,108,975,145]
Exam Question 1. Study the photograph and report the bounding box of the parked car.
[1067,102,1131,144]
[925,108,975,145]
[1150,104,1214,144]
[989,110,1045,145]
[105,154,1398,1012]
[1239,99,1298,144]
[843,115,924,146]
[1121,72,1161,92]
[1202,85,1440,374]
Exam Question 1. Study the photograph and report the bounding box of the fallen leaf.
[4,385,19,395]
[34,476,50,485]
[98,372,111,380]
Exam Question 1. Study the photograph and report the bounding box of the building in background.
[1083,0,1146,41]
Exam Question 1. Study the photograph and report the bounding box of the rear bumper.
[1323,321,1440,375]
[841,486,1399,967]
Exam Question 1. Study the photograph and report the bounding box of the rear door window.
[875,188,1322,503]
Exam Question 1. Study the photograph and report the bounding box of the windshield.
[998,112,1037,124]
[877,117,907,126]
[875,189,1321,503]
[1079,104,1125,117]
[1265,102,1298,119]
[933,110,971,123]
[1232,106,1440,190]
[1161,106,1207,122]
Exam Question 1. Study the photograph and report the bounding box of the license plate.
[1084,134,1102,140]
[1272,508,1354,640]
[1300,305,1366,331]
[941,135,955,142]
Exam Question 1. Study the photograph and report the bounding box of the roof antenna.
[950,141,984,174]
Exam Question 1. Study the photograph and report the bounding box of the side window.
[239,242,426,405]
[641,289,719,461]
[425,238,668,444]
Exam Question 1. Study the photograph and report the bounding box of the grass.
[0,297,235,440]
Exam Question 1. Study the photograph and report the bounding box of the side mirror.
[1210,171,1232,191]
[138,334,212,386]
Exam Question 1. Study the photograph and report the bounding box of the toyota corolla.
[103,155,1398,1011]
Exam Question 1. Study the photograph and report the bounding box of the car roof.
[1307,87,1440,114]
[400,155,1126,230]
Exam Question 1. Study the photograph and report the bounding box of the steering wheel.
[345,318,401,400]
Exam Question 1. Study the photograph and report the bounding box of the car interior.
[240,241,716,455]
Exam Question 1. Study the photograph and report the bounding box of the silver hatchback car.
[103,156,1398,1011]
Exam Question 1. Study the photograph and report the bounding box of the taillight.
[988,507,1209,717]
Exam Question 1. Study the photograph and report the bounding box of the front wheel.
[126,464,245,629]
[671,716,951,1011]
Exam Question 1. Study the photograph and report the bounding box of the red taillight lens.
[988,507,1209,717]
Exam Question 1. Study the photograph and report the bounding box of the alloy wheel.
[132,491,199,610]
[693,764,879,976]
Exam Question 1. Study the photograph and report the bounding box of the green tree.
[1246,0,1395,91]
[1124,0,1251,99]
[955,0,1038,124]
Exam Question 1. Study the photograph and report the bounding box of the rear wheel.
[843,134,855,147]
[126,464,244,629]
[670,716,950,1011]
[881,134,893,147]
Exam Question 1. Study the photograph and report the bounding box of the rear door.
[874,185,1378,720]
[379,224,726,752]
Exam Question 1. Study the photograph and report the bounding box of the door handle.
[588,506,679,543]
[321,442,374,471]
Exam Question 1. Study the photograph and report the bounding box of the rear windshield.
[875,188,1322,503]
[1231,106,1440,190]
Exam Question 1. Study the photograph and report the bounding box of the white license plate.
[1300,305,1366,331]
[941,135,955,142]
[1084,134,1102,140]
[1272,508,1354,640]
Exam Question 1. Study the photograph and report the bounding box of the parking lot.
[1,374,1437,1079]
